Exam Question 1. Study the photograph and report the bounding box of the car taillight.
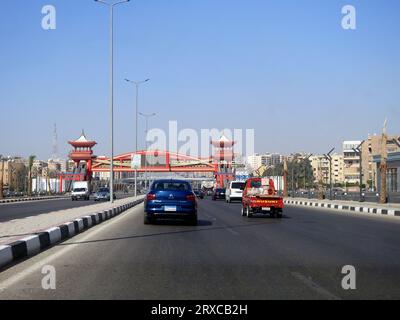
[186,194,196,202]
[147,193,156,201]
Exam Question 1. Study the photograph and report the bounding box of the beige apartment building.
[310,154,344,185]
[362,134,400,190]
[0,160,28,192]
[343,141,362,185]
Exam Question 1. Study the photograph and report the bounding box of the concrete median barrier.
[284,199,400,218]
[0,195,69,204]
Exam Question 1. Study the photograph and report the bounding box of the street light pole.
[324,148,335,200]
[139,112,156,190]
[353,140,365,202]
[95,0,130,203]
[125,78,150,197]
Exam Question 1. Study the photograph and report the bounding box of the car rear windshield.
[98,188,109,193]
[231,182,245,189]
[216,189,225,192]
[250,181,262,188]
[73,188,86,192]
[152,182,191,191]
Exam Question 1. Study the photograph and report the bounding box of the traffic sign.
[131,154,142,169]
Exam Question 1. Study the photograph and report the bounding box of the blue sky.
[0,0,399,159]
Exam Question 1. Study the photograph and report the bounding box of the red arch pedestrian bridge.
[92,150,219,174]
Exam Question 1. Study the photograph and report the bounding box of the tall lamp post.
[125,78,150,196]
[139,112,156,190]
[324,148,335,200]
[95,0,130,203]
[352,140,365,202]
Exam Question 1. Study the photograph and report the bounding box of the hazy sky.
[0,0,399,160]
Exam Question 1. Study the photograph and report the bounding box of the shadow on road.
[59,220,284,247]
[153,219,213,227]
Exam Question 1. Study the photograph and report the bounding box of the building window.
[387,168,398,193]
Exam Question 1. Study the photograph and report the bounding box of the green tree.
[28,155,36,196]
[266,157,314,190]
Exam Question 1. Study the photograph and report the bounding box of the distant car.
[226,181,245,203]
[212,188,226,201]
[193,189,205,199]
[94,187,116,201]
[144,179,198,225]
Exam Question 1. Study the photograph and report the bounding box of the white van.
[226,181,246,203]
[71,181,91,201]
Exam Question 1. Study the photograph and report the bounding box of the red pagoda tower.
[68,130,97,181]
[211,135,235,188]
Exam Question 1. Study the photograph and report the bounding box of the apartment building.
[247,154,263,171]
[310,154,344,185]
[343,141,362,185]
[362,134,400,190]
[247,153,284,171]
[310,155,329,184]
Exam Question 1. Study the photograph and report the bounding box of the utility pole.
[324,148,335,200]
[380,120,388,204]
[352,141,365,202]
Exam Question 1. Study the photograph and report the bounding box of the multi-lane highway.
[0,198,399,299]
[0,194,135,223]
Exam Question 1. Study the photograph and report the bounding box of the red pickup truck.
[241,178,284,218]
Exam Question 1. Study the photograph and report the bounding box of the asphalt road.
[0,193,135,223]
[0,198,399,299]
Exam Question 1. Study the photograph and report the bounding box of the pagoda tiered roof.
[68,130,97,148]
[211,134,235,148]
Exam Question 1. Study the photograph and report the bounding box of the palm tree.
[28,155,36,196]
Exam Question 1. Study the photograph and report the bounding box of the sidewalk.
[0,196,144,246]
[284,197,400,217]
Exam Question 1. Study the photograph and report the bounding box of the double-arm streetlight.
[125,78,150,196]
[323,148,335,200]
[139,112,156,190]
[352,141,365,202]
[95,0,130,203]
